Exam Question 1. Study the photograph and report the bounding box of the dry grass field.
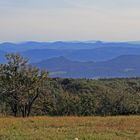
[0,116,139,140]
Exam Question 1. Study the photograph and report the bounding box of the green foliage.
[0,54,48,117]
[31,78,140,116]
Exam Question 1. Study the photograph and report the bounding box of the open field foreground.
[0,116,140,140]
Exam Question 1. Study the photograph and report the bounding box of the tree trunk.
[27,91,40,117]
[11,103,18,117]
[27,103,33,117]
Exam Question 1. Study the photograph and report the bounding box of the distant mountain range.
[1,41,140,78]
[32,55,140,78]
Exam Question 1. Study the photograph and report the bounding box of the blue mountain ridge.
[32,55,140,78]
[1,41,140,78]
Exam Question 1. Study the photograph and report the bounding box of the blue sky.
[0,0,140,42]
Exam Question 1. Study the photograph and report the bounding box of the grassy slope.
[0,116,140,140]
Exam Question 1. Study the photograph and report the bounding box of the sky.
[0,0,140,42]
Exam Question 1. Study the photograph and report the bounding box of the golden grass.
[0,116,139,140]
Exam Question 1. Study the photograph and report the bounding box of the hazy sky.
[0,0,140,42]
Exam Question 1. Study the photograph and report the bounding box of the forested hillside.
[1,76,140,116]
[32,77,140,116]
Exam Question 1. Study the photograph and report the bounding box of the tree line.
[0,54,140,117]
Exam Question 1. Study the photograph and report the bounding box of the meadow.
[0,116,139,140]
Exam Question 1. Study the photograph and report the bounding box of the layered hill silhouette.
[1,41,140,78]
[0,41,140,62]
[33,55,140,78]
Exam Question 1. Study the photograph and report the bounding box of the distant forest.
[0,54,140,117]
